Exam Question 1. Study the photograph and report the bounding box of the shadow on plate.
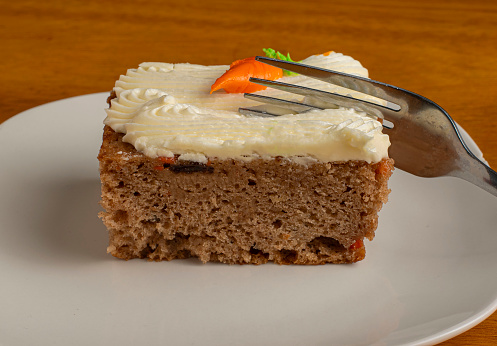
[24,178,110,264]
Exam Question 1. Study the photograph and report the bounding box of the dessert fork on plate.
[239,56,497,197]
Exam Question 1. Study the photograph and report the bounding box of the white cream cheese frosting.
[104,52,390,163]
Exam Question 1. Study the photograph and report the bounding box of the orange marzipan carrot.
[210,56,283,94]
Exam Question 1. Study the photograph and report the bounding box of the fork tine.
[243,93,323,113]
[255,56,415,111]
[250,77,399,120]
[240,93,394,129]
[238,107,281,117]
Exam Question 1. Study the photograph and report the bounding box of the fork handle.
[455,156,497,197]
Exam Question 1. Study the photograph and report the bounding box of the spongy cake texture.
[98,126,393,264]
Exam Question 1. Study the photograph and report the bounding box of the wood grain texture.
[2,0,497,344]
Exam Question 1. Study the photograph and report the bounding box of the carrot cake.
[98,51,393,264]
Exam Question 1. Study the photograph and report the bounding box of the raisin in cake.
[98,52,393,264]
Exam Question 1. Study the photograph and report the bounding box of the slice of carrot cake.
[98,50,393,264]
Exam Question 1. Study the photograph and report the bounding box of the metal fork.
[239,56,497,197]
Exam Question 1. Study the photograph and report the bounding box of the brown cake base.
[98,125,393,264]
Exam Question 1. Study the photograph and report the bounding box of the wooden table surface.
[2,0,496,344]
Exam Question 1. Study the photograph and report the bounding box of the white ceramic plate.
[1,93,496,346]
